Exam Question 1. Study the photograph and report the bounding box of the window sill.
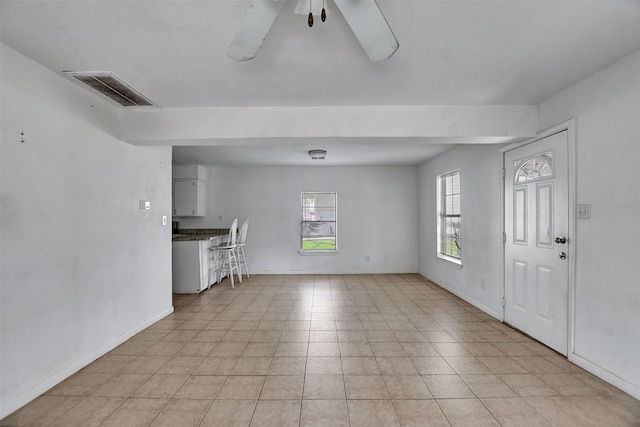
[436,254,463,269]
[299,250,339,256]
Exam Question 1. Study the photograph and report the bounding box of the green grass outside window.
[302,239,336,250]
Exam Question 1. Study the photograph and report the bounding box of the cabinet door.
[195,179,206,216]
[174,180,197,216]
[173,179,206,217]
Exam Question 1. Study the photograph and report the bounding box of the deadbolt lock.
[555,236,567,244]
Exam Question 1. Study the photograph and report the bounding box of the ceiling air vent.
[63,71,156,107]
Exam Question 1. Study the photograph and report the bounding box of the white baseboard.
[568,352,640,400]
[421,274,502,320]
[251,269,418,275]
[1,306,174,419]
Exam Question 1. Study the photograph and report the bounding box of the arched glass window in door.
[514,151,553,183]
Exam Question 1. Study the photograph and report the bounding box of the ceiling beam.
[117,105,537,145]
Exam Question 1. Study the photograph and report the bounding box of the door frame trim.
[499,119,577,357]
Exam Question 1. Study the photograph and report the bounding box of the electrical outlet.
[480,279,486,290]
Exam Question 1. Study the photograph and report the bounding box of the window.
[514,150,554,183]
[437,170,461,264]
[301,192,337,252]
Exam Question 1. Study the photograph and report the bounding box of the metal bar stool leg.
[234,251,242,284]
[237,246,249,277]
[235,248,242,283]
[227,250,235,289]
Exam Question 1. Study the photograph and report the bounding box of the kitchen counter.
[173,232,228,293]
[172,228,228,242]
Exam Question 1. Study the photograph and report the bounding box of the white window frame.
[437,170,462,267]
[299,192,338,255]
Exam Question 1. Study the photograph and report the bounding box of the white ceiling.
[2,0,640,166]
[172,138,461,167]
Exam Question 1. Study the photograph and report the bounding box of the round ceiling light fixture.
[308,150,327,160]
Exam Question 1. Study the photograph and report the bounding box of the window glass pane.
[452,194,460,214]
[438,171,461,260]
[301,192,337,251]
[452,173,460,194]
[515,151,553,183]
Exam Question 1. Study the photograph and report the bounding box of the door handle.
[555,236,567,244]
[559,252,566,260]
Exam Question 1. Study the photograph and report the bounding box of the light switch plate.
[162,215,168,226]
[577,204,591,219]
[139,200,151,210]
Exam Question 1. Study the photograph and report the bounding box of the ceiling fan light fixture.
[309,150,327,160]
[228,0,398,62]
[295,0,329,16]
[297,0,328,26]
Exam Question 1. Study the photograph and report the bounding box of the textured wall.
[177,165,419,274]
[418,144,503,318]
[0,44,174,417]
[538,50,640,397]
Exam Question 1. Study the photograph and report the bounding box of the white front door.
[504,130,569,355]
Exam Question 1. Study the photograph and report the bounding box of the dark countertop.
[172,228,229,242]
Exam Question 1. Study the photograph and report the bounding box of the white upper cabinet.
[172,164,207,217]
[173,179,206,217]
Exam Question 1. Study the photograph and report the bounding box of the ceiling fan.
[227,0,399,62]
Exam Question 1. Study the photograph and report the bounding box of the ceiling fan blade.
[227,0,288,62]
[333,0,399,62]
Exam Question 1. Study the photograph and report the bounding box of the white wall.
[176,166,418,274]
[417,145,503,318]
[0,44,174,418]
[417,50,640,398]
[537,50,640,396]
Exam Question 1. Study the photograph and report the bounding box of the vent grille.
[64,71,156,107]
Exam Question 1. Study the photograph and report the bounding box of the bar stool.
[236,220,250,278]
[210,218,241,289]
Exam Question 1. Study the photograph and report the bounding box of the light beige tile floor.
[2,274,639,426]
